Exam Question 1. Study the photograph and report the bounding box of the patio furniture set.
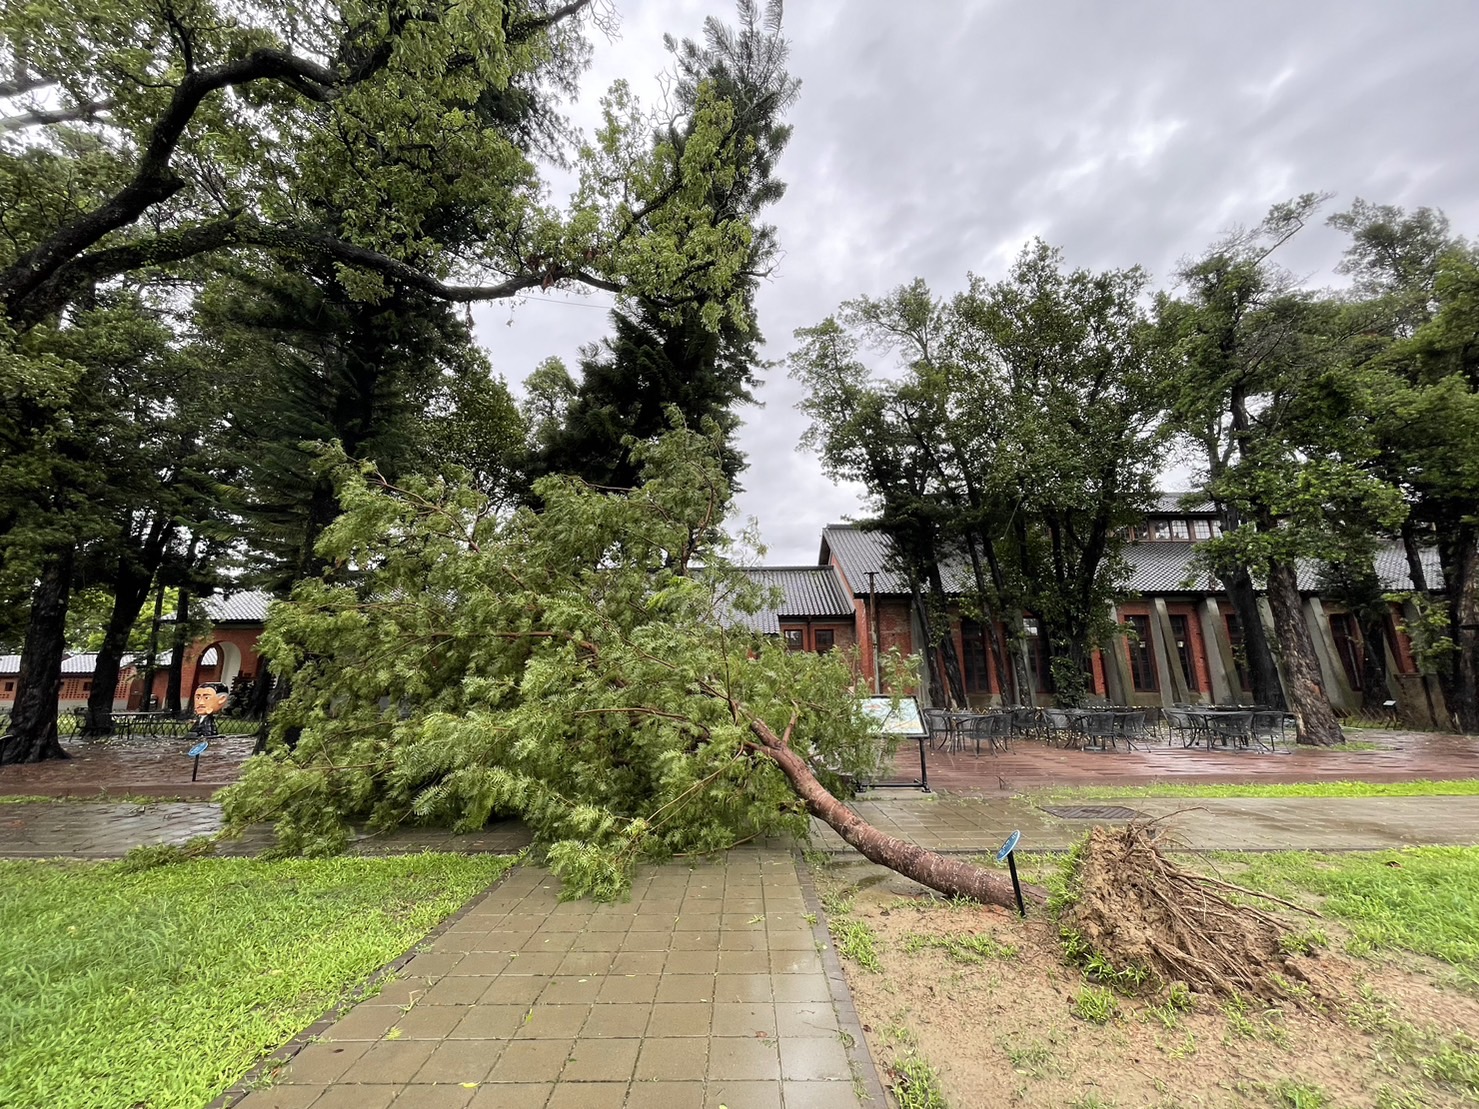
[922,704,1297,755]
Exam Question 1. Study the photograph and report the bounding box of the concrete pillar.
[1103,606,1131,705]
[1305,597,1357,713]
[1199,597,1238,705]
[1150,598,1189,707]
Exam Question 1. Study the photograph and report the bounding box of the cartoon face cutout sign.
[193,683,229,717]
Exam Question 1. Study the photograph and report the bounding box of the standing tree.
[792,244,1170,707]
[220,425,1032,909]
[1161,196,1406,744]
[531,0,799,491]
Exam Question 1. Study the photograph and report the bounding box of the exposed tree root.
[1060,822,1328,1005]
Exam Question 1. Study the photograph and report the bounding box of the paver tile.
[392,1006,464,1040]
[779,1037,852,1081]
[709,1036,783,1081]
[703,1080,783,1109]
[514,1004,591,1039]
[412,1039,503,1084]
[581,1004,652,1039]
[344,1040,437,1084]
[545,1083,627,1109]
[465,1083,552,1108]
[560,1037,639,1082]
[644,1002,712,1038]
[279,1041,369,1084]
[486,1039,574,1083]
[386,1083,477,1108]
[634,1037,708,1081]
[308,1085,399,1109]
[781,1081,867,1108]
[625,1080,704,1108]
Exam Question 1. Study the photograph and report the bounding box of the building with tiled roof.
[738,499,1442,723]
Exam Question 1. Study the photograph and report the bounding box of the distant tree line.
[792,196,1479,742]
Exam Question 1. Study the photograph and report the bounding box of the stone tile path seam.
[231,850,872,1109]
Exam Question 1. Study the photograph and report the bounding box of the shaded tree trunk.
[1265,559,1343,745]
[1,548,74,764]
[1439,524,1479,733]
[139,581,166,711]
[746,713,1041,910]
[83,539,165,735]
[1355,608,1393,716]
[165,587,191,715]
[1224,565,1286,709]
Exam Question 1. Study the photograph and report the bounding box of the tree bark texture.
[82,566,158,736]
[1441,524,1479,734]
[1,548,74,763]
[746,715,1041,911]
[1355,608,1393,717]
[1264,560,1344,745]
[1223,565,1286,709]
[165,588,191,714]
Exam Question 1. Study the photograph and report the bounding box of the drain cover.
[1041,805,1143,820]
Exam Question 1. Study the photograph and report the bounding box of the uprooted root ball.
[1058,822,1327,1005]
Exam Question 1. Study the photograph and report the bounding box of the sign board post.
[995,830,1026,917]
[187,740,209,782]
[859,696,930,792]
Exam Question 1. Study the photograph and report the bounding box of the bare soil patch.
[822,858,1479,1108]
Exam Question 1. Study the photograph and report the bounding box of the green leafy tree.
[793,244,1170,708]
[1161,195,1407,744]
[219,425,1028,908]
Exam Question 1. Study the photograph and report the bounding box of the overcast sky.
[472,0,1479,565]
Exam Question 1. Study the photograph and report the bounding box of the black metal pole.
[192,753,201,782]
[1006,852,1025,917]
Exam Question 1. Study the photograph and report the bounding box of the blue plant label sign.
[995,829,1021,863]
[188,741,209,757]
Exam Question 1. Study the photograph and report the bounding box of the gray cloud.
[475,0,1479,562]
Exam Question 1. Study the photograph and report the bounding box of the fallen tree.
[220,425,1036,909]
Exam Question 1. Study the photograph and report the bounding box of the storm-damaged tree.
[531,0,799,492]
[792,244,1169,708]
[0,0,792,760]
[219,425,1034,909]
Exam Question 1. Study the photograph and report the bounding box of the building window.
[961,619,990,692]
[1168,614,1199,692]
[1123,614,1158,693]
[1151,520,1172,541]
[1170,519,1190,541]
[1224,612,1252,691]
[782,628,804,651]
[81,680,92,694]
[2,680,12,693]
[1329,613,1364,690]
[1191,519,1212,540]
[1127,523,1149,542]
[814,628,835,654]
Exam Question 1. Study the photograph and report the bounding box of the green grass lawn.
[1221,845,1479,984]
[0,853,514,1109]
[1036,778,1479,802]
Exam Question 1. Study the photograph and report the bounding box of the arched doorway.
[189,641,242,694]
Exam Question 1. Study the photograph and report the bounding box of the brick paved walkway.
[902,728,1479,794]
[228,852,879,1109]
[0,733,256,799]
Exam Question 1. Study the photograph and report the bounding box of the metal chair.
[1251,710,1291,751]
[923,709,953,751]
[1080,711,1117,750]
[1205,711,1254,749]
[1164,707,1202,747]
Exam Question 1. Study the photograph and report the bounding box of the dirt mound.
[1060,822,1326,1004]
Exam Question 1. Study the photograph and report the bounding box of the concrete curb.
[793,853,893,1107]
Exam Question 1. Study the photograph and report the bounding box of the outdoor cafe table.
[1178,707,1264,750]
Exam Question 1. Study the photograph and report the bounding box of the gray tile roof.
[1152,491,1216,514]
[200,590,271,623]
[820,525,973,596]
[0,654,19,675]
[728,566,854,634]
[1122,543,1215,592]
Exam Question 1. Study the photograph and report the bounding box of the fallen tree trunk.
[745,712,1044,912]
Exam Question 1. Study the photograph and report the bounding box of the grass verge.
[1217,846,1479,982]
[1035,779,1479,802]
[0,853,513,1109]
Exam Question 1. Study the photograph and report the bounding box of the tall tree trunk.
[82,568,158,736]
[1440,524,1479,733]
[1,548,74,764]
[1264,559,1344,745]
[1224,565,1286,709]
[924,565,967,707]
[165,588,191,715]
[745,712,1040,910]
[139,581,166,711]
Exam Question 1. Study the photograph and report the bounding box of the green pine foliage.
[220,423,896,897]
